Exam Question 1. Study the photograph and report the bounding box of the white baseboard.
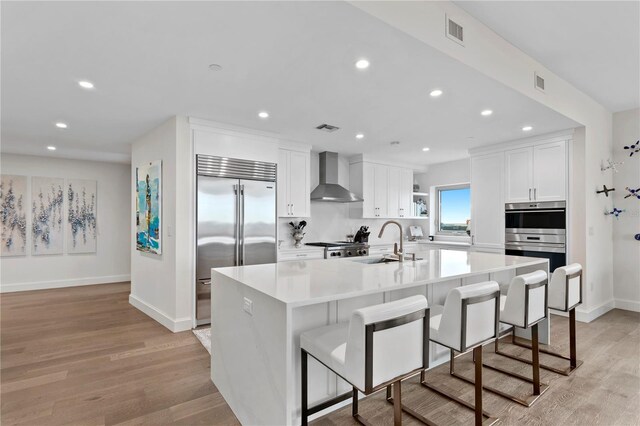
[128,294,192,333]
[550,299,616,323]
[0,274,130,293]
[614,298,640,312]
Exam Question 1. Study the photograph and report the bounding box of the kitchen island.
[210,249,548,425]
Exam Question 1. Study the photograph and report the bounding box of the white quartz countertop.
[211,249,547,307]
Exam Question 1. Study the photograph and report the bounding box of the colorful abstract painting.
[67,179,97,254]
[32,177,64,255]
[136,160,162,254]
[1,175,28,256]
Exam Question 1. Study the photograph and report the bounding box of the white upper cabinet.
[471,152,505,249]
[505,147,534,203]
[278,148,310,217]
[350,160,414,219]
[533,141,566,201]
[505,140,566,203]
[372,163,389,217]
[399,168,413,218]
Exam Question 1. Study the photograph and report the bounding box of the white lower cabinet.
[278,249,324,262]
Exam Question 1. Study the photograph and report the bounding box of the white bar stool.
[399,281,501,426]
[300,295,429,426]
[509,263,583,376]
[479,270,550,406]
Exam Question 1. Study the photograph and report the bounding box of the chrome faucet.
[378,220,404,262]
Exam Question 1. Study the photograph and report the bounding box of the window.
[437,185,471,234]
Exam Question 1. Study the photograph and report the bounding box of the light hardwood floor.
[1,283,638,425]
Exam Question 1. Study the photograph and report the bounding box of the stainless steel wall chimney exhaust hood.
[310,152,363,203]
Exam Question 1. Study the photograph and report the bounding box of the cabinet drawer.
[278,251,324,261]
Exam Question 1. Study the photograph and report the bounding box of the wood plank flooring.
[2,282,639,425]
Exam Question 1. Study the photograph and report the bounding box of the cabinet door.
[505,147,533,203]
[373,164,389,217]
[288,150,310,217]
[361,163,376,218]
[471,153,504,249]
[400,169,413,218]
[387,166,401,218]
[533,141,566,201]
[277,150,290,217]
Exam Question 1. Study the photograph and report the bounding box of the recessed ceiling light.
[481,109,493,116]
[258,111,269,119]
[430,89,443,97]
[390,141,400,146]
[355,133,364,140]
[355,59,370,69]
[55,122,68,129]
[208,64,223,71]
[522,126,533,132]
[47,146,56,151]
[78,80,94,89]
[422,147,430,152]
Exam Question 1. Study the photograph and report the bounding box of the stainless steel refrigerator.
[196,155,277,324]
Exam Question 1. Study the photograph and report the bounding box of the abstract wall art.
[67,179,97,253]
[136,160,162,254]
[31,177,64,255]
[1,175,28,256]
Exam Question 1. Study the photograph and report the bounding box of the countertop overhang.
[211,249,548,307]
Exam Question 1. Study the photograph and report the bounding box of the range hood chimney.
[310,152,363,203]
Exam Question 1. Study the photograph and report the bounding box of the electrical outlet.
[243,297,253,316]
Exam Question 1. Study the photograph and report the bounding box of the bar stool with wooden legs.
[476,270,550,406]
[391,281,501,426]
[506,264,583,376]
[300,295,429,425]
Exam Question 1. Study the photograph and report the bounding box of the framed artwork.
[0,175,28,256]
[67,179,97,254]
[31,177,64,255]
[136,160,162,254]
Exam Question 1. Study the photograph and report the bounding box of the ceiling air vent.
[445,14,464,45]
[534,72,545,93]
[316,123,340,132]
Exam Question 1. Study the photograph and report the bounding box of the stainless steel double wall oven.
[505,201,566,272]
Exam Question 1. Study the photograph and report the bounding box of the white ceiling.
[1,1,578,166]
[456,0,640,113]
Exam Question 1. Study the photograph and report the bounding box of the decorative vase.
[292,232,305,248]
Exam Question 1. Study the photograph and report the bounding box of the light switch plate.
[243,297,253,315]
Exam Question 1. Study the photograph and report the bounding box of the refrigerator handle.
[234,184,240,266]
[239,184,245,266]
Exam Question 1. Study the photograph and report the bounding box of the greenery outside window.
[436,185,471,235]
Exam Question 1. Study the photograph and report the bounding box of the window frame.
[435,183,471,236]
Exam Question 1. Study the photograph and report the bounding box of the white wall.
[351,1,614,321]
[1,154,130,291]
[129,116,192,332]
[612,108,640,311]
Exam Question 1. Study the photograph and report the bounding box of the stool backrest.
[345,295,429,393]
[438,281,500,352]
[501,270,548,328]
[549,264,582,311]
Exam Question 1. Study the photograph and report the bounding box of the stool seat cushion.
[301,322,349,379]
[549,264,582,311]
